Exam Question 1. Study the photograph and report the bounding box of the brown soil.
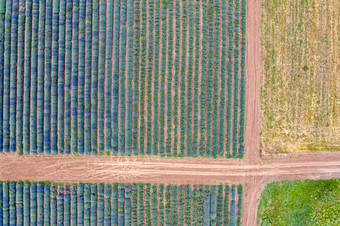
[1,152,339,184]
[0,152,340,225]
[244,0,261,165]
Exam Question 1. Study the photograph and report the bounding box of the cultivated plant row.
[0,181,243,225]
[0,0,247,158]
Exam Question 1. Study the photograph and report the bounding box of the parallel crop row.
[158,0,167,157]
[186,0,194,156]
[179,0,187,157]
[206,0,215,157]
[111,0,119,154]
[212,0,221,158]
[192,0,201,157]
[232,0,241,157]
[124,0,133,155]
[138,0,147,155]
[219,0,228,157]
[131,0,140,155]
[152,0,160,156]
[165,0,174,156]
[239,0,247,157]
[146,0,154,155]
[0,181,243,225]
[0,0,246,158]
[199,0,208,157]
[226,0,235,157]
[172,0,180,157]
[118,0,127,155]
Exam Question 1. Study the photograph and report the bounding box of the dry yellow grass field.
[261,0,340,154]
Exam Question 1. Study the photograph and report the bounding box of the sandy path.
[1,152,339,184]
[244,0,261,164]
[0,152,339,225]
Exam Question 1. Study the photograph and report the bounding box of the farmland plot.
[0,0,247,158]
[0,181,243,225]
[261,0,340,154]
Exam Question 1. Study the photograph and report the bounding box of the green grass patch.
[258,179,340,225]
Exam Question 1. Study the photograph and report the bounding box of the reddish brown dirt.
[1,152,339,184]
[244,0,261,165]
[1,152,340,225]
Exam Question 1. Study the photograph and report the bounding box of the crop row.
[0,0,246,158]
[0,181,243,225]
[165,0,174,156]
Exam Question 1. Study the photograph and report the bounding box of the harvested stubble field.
[260,0,340,154]
[0,0,247,158]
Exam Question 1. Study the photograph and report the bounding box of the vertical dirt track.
[244,0,261,165]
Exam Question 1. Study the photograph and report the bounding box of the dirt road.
[1,152,340,225]
[1,152,339,184]
[244,0,261,165]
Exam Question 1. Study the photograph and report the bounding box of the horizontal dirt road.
[1,153,340,185]
[1,152,340,225]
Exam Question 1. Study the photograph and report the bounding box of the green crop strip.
[0,0,247,158]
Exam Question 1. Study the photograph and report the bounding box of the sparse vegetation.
[261,0,340,154]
